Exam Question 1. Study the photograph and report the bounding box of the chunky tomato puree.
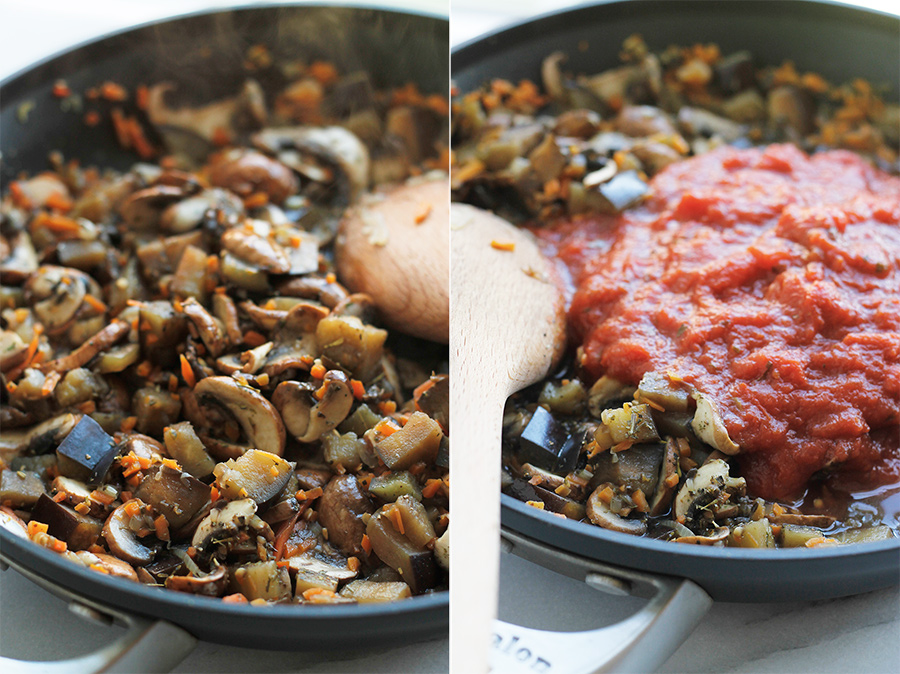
[538,144,900,501]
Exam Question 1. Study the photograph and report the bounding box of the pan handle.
[491,529,713,674]
[0,553,196,674]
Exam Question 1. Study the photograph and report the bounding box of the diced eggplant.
[392,495,437,549]
[735,518,776,548]
[0,469,45,507]
[366,509,435,594]
[316,314,386,380]
[163,422,216,478]
[318,474,374,556]
[594,170,648,213]
[233,561,291,602]
[538,380,587,416]
[415,375,449,431]
[9,455,57,480]
[293,568,340,596]
[338,404,381,436]
[132,387,182,438]
[322,431,365,471]
[94,343,141,374]
[339,580,411,603]
[636,372,691,413]
[835,526,895,545]
[138,300,188,368]
[591,443,665,497]
[368,471,422,502]
[781,524,826,548]
[506,478,586,520]
[518,406,583,475]
[30,493,103,550]
[55,416,118,484]
[134,464,211,529]
[375,412,442,470]
[213,449,294,505]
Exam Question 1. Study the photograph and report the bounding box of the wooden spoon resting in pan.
[449,202,567,674]
[336,176,449,343]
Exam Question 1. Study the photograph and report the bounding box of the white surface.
[0,2,447,673]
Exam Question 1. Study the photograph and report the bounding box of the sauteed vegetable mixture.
[453,36,899,548]
[1,51,449,603]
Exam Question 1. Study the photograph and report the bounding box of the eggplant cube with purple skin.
[55,415,119,484]
[518,406,582,475]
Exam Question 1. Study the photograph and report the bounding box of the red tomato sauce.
[538,144,900,501]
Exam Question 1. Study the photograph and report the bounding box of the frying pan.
[452,1,900,671]
[0,4,448,671]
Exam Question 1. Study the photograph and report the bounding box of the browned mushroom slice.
[118,185,184,231]
[163,422,216,478]
[317,474,374,556]
[179,297,227,357]
[25,266,97,334]
[586,483,647,535]
[222,227,291,274]
[119,433,167,461]
[213,449,294,505]
[690,392,740,455]
[103,500,157,565]
[768,512,837,528]
[40,320,130,373]
[649,438,682,516]
[253,126,370,201]
[160,188,245,234]
[165,565,228,596]
[239,300,288,332]
[211,292,243,345]
[276,275,348,309]
[0,413,80,462]
[193,376,286,457]
[272,372,354,444]
[0,330,28,372]
[285,548,359,583]
[0,232,39,283]
[208,149,298,205]
[74,551,139,582]
[674,526,731,545]
[191,498,258,554]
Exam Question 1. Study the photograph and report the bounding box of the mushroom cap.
[193,376,286,457]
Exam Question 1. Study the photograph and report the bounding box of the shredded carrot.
[76,400,96,414]
[222,593,248,604]
[161,458,180,471]
[360,533,372,556]
[74,501,91,515]
[490,240,516,252]
[597,485,615,505]
[154,515,170,541]
[302,588,337,602]
[310,363,326,379]
[422,478,443,499]
[52,80,71,98]
[242,192,269,209]
[805,536,839,548]
[412,379,435,409]
[9,182,32,209]
[210,486,220,503]
[27,520,48,537]
[274,510,303,561]
[40,371,61,397]
[84,294,108,313]
[100,81,128,102]
[180,354,196,388]
[84,111,101,127]
[34,212,81,235]
[52,492,67,503]
[135,360,153,378]
[90,489,115,506]
[45,191,73,213]
[120,416,138,432]
[350,379,366,399]
[387,506,405,534]
[123,501,141,518]
[643,397,666,413]
[296,487,323,501]
[772,503,786,516]
[373,418,398,438]
[135,84,149,110]
[242,330,267,348]
[211,126,232,147]
[308,61,339,86]
[50,539,68,553]
[378,400,397,415]
[632,490,649,513]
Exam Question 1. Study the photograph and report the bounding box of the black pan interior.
[452,0,900,603]
[0,4,448,650]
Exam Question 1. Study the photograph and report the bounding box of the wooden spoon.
[336,176,449,343]
[449,203,567,674]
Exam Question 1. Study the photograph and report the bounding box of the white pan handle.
[0,553,196,674]
[491,529,712,674]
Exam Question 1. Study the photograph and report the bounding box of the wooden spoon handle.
[449,203,566,674]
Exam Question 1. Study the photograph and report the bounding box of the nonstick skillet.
[452,1,900,672]
[0,5,448,671]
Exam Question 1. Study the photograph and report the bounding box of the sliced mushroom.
[165,564,228,596]
[276,274,349,309]
[0,507,29,538]
[587,375,636,418]
[253,126,370,201]
[102,500,156,566]
[0,413,80,463]
[118,185,185,231]
[649,437,681,516]
[25,266,98,334]
[221,226,291,274]
[207,149,298,205]
[674,459,746,525]
[674,526,730,545]
[191,498,257,554]
[0,232,39,283]
[160,189,244,233]
[180,297,227,357]
[691,392,740,455]
[74,551,139,581]
[272,371,354,444]
[586,484,647,535]
[0,330,28,372]
[193,376,286,457]
[285,548,358,582]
